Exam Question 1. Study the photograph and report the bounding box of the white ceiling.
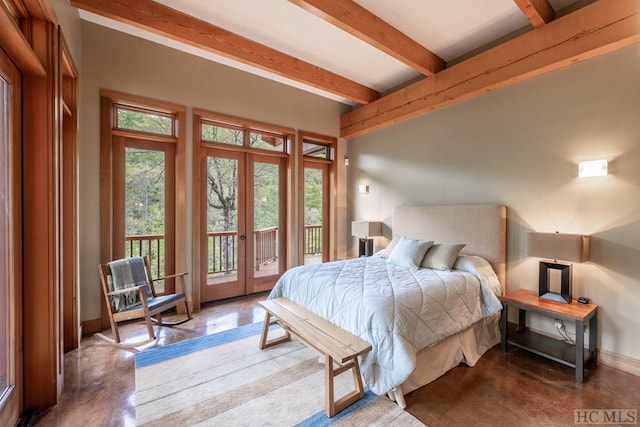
[78,0,583,105]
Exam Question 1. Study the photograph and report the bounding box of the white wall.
[77,22,349,321]
[348,43,640,367]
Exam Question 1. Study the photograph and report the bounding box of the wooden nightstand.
[500,289,598,382]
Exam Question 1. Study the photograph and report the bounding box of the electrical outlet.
[554,319,562,329]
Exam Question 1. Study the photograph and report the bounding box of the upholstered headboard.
[392,205,507,293]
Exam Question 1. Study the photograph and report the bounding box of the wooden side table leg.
[501,303,508,352]
[589,313,597,363]
[517,308,526,332]
[575,320,585,382]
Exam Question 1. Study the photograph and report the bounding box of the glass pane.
[201,123,243,146]
[304,167,323,265]
[249,132,286,153]
[206,156,239,283]
[124,147,166,292]
[0,76,9,394]
[302,141,331,159]
[116,106,173,136]
[254,162,280,278]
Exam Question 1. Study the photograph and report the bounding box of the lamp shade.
[526,232,590,263]
[351,221,382,238]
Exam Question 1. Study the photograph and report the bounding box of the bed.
[268,204,506,406]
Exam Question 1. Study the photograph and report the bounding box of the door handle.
[239,235,246,241]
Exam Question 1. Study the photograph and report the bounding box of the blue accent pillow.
[388,237,433,270]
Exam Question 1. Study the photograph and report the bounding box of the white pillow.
[388,237,433,270]
[421,243,466,270]
[379,235,402,259]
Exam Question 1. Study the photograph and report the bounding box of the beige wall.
[52,0,82,68]
[348,42,640,368]
[76,22,349,321]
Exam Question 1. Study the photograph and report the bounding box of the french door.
[0,48,22,426]
[112,136,176,293]
[200,148,286,302]
[302,161,330,264]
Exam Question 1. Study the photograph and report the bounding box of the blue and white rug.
[135,322,424,426]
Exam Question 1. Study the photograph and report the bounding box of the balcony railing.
[125,224,323,279]
[125,234,165,278]
[304,225,322,256]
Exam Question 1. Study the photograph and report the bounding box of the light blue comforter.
[268,254,502,395]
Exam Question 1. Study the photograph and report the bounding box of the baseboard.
[598,348,640,377]
[81,318,102,336]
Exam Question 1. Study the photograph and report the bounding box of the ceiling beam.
[288,0,446,76]
[341,0,640,139]
[514,0,555,28]
[70,0,380,105]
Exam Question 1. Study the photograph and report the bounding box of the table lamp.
[527,232,590,303]
[351,221,382,257]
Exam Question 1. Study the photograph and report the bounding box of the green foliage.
[206,157,238,232]
[117,108,173,136]
[254,162,279,229]
[304,167,323,226]
[202,124,243,145]
[125,148,166,236]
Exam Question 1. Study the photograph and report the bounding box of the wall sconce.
[358,184,369,194]
[527,232,590,303]
[344,156,349,166]
[578,159,608,177]
[352,221,382,256]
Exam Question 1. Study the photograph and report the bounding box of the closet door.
[0,48,23,427]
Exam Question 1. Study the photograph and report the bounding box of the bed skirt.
[400,312,501,395]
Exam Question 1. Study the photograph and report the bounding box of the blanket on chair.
[108,257,152,311]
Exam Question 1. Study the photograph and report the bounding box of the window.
[298,131,337,264]
[101,91,186,300]
[201,122,243,145]
[199,116,289,154]
[115,104,175,137]
[302,140,333,160]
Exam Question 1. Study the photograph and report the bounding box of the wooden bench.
[258,297,372,417]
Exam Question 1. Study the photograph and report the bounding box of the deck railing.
[125,234,165,278]
[125,224,322,278]
[255,226,278,270]
[304,225,322,255]
[207,230,237,276]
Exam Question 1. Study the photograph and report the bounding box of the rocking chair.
[97,256,192,348]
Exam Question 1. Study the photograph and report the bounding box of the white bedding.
[267,254,502,395]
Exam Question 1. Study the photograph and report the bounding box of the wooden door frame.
[61,34,79,353]
[99,90,186,328]
[192,109,294,308]
[0,41,23,427]
[198,147,247,302]
[297,131,338,264]
[246,153,288,295]
[111,137,177,283]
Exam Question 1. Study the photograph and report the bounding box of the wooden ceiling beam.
[341,0,640,139]
[514,0,555,28]
[288,0,446,76]
[70,0,380,105]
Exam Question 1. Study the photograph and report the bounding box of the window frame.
[100,90,187,325]
[191,108,294,307]
[297,131,338,264]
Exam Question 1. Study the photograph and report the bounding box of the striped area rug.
[135,322,425,426]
